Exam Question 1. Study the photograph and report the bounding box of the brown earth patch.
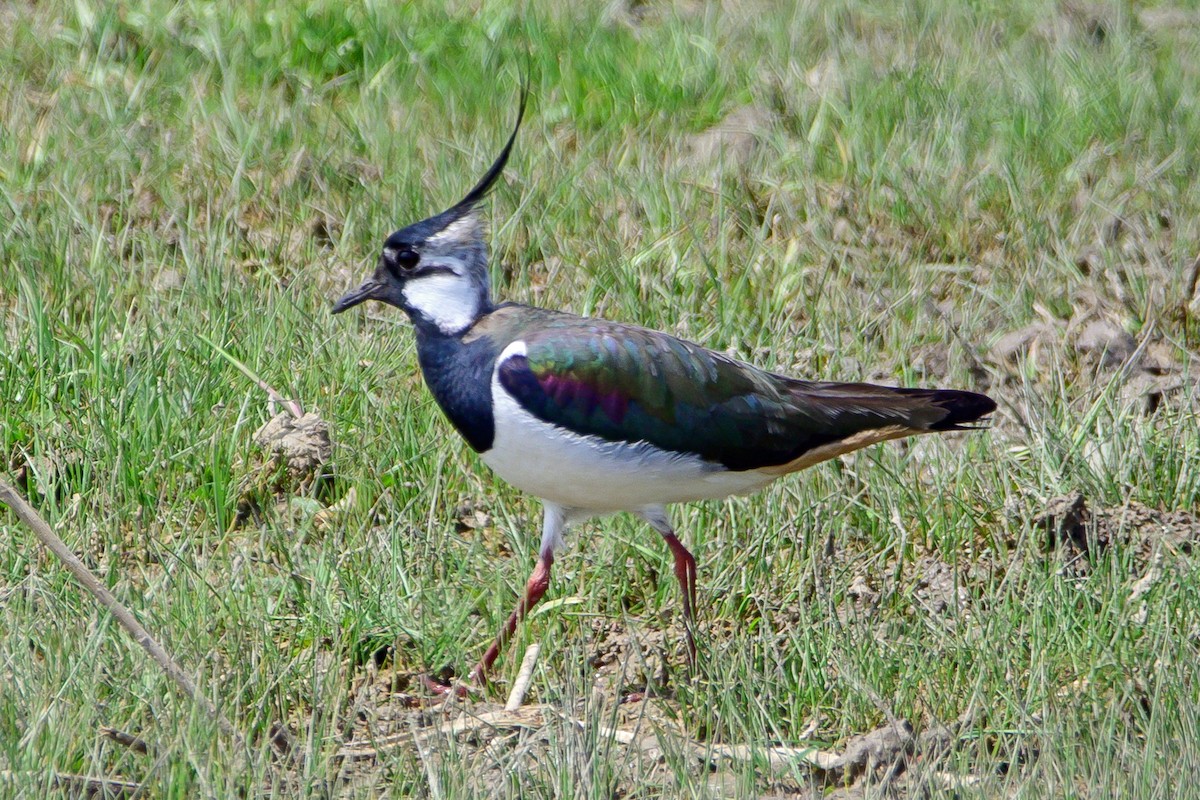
[1036,491,1199,578]
[313,658,1002,798]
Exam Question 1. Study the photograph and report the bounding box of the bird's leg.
[468,549,553,685]
[662,531,698,665]
[466,503,567,688]
[423,550,552,699]
[663,532,698,624]
[639,506,698,666]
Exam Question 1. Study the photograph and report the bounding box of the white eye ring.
[394,249,419,270]
[384,246,419,275]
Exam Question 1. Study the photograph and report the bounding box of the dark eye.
[387,247,419,274]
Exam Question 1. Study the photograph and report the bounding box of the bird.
[332,93,996,691]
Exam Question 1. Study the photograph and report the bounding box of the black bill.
[332,280,381,314]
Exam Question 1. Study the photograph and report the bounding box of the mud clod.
[234,411,333,525]
[1035,492,1091,554]
[1074,319,1137,368]
[1035,492,1200,576]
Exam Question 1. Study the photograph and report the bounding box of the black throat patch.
[412,319,501,453]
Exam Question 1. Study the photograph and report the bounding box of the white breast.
[479,342,775,512]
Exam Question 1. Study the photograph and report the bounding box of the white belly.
[480,344,775,512]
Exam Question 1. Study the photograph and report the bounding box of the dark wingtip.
[446,82,529,216]
[929,390,998,431]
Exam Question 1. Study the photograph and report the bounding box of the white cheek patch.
[402,270,480,334]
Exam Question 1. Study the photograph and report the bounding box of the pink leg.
[637,508,700,667]
[427,505,567,698]
[468,549,554,686]
[662,530,698,665]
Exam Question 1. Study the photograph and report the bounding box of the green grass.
[3,0,1200,796]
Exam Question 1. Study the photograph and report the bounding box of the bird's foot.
[420,673,481,701]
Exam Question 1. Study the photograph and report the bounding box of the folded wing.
[496,319,995,473]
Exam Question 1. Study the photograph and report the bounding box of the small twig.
[1187,252,1200,305]
[700,741,839,771]
[930,771,984,790]
[504,644,541,711]
[197,333,304,418]
[409,714,443,800]
[0,480,247,750]
[0,769,142,798]
[99,727,153,756]
[339,707,545,760]
[341,700,928,787]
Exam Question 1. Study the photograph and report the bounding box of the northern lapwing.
[333,94,996,691]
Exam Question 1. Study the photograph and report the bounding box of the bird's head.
[332,91,526,336]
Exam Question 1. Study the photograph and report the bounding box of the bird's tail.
[759,381,997,475]
[873,385,997,431]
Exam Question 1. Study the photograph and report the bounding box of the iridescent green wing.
[496,318,841,470]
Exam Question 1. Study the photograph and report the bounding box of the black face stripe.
[407,254,473,280]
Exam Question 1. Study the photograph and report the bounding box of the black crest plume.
[435,82,529,226]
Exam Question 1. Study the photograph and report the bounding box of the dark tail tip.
[928,390,997,431]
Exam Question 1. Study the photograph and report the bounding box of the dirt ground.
[289,492,1199,798]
